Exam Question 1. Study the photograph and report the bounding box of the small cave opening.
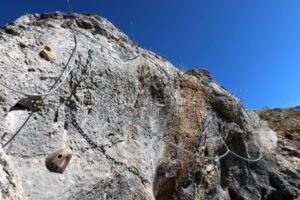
[228,187,244,200]
[9,97,42,112]
[150,84,165,104]
[155,177,177,200]
[153,163,178,200]
[268,173,293,200]
[9,102,31,111]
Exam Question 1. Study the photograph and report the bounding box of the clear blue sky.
[1,0,300,109]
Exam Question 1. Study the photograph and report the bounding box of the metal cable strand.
[2,34,78,148]
[222,140,263,162]
[214,149,230,160]
[160,134,230,161]
[228,148,263,162]
[66,0,73,13]
[0,35,78,97]
[69,28,140,62]
[160,136,196,157]
[123,56,263,164]
[2,112,34,148]
[0,63,77,97]
[159,120,263,163]
[161,133,262,162]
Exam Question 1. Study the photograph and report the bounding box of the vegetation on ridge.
[259,106,300,146]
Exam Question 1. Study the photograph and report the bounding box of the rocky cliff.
[259,106,300,176]
[0,12,299,200]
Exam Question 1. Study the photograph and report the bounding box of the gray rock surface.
[0,12,299,199]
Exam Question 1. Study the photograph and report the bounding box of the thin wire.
[142,58,263,163]
[69,27,140,62]
[160,136,196,157]
[162,133,262,162]
[65,4,139,63]
[0,21,140,97]
[159,120,263,163]
[86,39,263,164]
[2,112,34,148]
[228,148,263,162]
[222,139,263,162]
[71,28,123,62]
[1,9,262,167]
[214,149,230,160]
[0,58,78,97]
[213,164,221,200]
[77,37,93,129]
[66,0,73,13]
[2,34,78,148]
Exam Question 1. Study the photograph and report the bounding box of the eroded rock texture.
[0,12,299,200]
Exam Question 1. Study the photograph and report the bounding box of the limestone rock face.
[0,12,299,200]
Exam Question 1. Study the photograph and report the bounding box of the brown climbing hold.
[39,46,53,61]
[45,147,73,174]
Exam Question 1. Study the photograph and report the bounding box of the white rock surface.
[0,12,299,199]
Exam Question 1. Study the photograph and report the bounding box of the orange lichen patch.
[170,77,206,153]
[153,76,209,198]
[178,74,198,90]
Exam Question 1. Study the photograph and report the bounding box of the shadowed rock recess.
[0,12,299,200]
